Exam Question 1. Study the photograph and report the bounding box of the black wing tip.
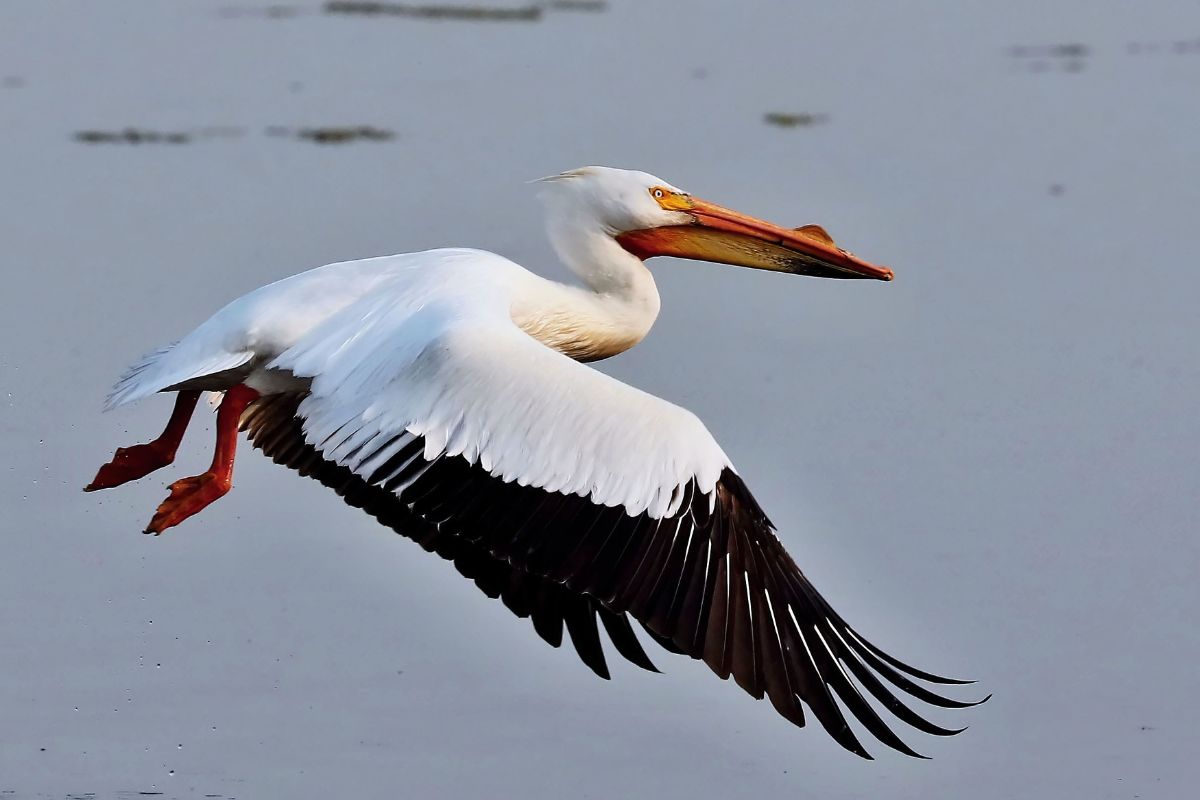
[841,734,939,761]
[870,655,978,689]
[539,635,564,651]
[636,662,663,675]
[574,642,611,680]
[597,611,664,674]
[934,724,969,737]
[848,730,934,760]
[627,651,663,674]
[572,646,611,681]
[935,691,990,709]
[856,641,979,687]
[923,674,978,687]
[841,625,986,697]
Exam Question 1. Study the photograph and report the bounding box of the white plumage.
[108,245,729,518]
[272,249,730,518]
[89,166,979,759]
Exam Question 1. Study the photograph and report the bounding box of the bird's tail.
[102,335,257,412]
[104,343,178,411]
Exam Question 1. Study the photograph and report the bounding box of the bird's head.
[536,165,893,281]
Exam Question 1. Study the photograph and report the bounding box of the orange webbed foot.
[144,472,230,535]
[84,442,175,492]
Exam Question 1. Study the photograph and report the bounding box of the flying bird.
[87,166,982,758]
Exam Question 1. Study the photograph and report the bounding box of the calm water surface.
[1,1,1198,797]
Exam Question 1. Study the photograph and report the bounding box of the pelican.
[87,166,982,757]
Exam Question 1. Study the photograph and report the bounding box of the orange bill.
[617,191,894,281]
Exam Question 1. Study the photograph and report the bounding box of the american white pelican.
[87,166,981,757]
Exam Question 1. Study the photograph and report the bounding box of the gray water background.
[1,0,1198,796]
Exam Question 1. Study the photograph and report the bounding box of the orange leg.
[85,390,201,492]
[144,384,260,535]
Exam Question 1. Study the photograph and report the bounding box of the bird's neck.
[513,224,661,362]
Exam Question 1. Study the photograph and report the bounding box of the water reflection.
[1007,42,1090,73]
[74,129,191,145]
[323,1,542,21]
[762,112,828,128]
[217,3,303,16]
[547,0,606,10]
[267,124,396,143]
[72,125,393,145]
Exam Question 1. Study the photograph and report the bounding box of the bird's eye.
[649,185,692,210]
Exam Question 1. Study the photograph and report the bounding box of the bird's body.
[88,166,981,758]
[112,245,659,399]
[109,244,725,515]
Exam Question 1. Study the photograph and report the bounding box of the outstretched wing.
[253,292,981,758]
[242,393,662,679]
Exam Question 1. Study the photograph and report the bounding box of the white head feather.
[535,166,691,235]
[534,166,692,293]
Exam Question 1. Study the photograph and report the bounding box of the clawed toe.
[84,442,174,492]
[144,472,230,535]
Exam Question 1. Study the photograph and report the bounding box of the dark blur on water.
[1,1,1198,796]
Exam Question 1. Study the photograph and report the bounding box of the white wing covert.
[269,288,731,519]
